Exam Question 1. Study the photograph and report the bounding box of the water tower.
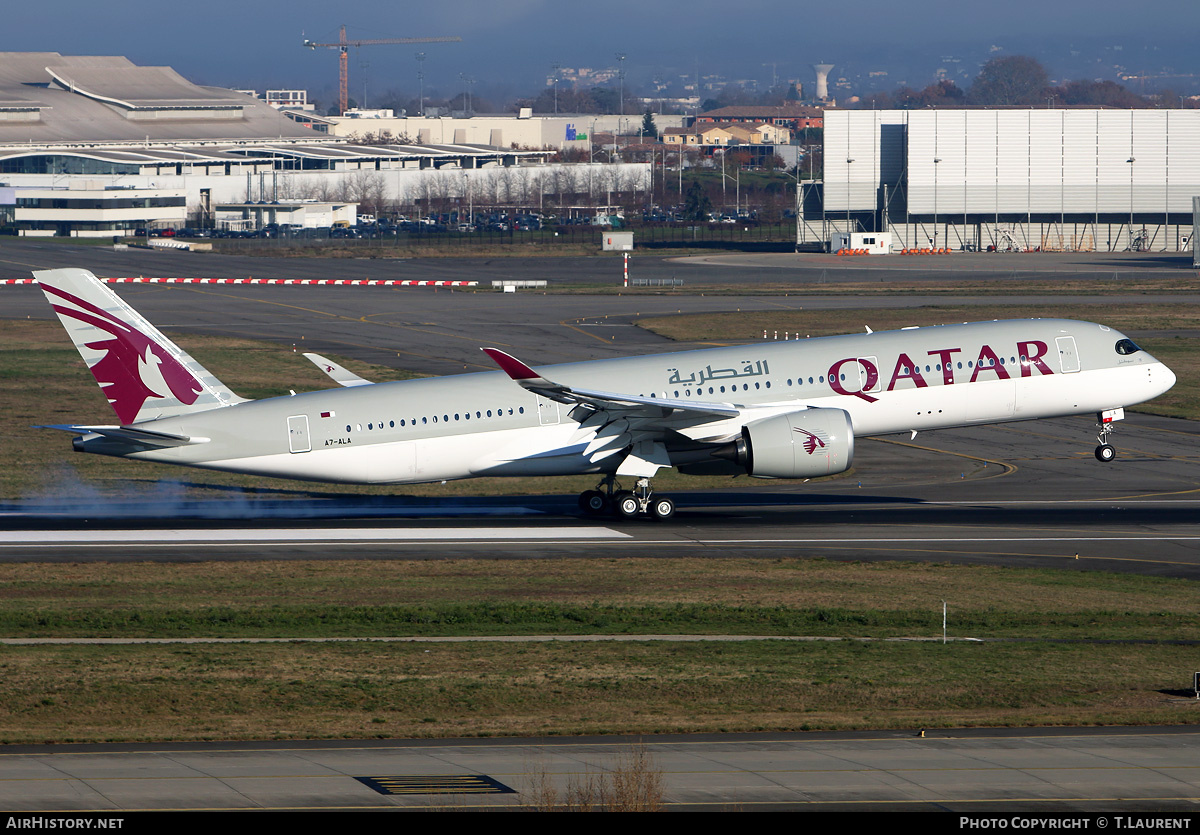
[812,63,834,100]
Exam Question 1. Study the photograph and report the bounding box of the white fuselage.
[92,318,1175,485]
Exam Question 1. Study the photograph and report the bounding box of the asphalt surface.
[4,413,1200,577]
[1,727,1199,812]
[2,239,1199,812]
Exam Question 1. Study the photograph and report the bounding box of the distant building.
[265,90,314,112]
[663,122,792,147]
[214,200,356,231]
[696,105,823,131]
[802,108,1200,252]
[0,182,185,237]
[0,53,645,234]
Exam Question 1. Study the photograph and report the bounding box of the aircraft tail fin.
[34,268,247,424]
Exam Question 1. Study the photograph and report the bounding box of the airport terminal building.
[0,53,648,236]
[801,108,1200,252]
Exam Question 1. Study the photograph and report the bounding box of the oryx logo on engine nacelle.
[794,427,828,455]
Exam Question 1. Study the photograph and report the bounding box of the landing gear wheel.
[650,496,676,520]
[616,492,641,518]
[1095,443,1116,463]
[579,490,607,514]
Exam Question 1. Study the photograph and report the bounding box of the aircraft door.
[287,415,311,453]
[858,357,881,394]
[838,357,881,394]
[537,396,560,425]
[1055,337,1080,373]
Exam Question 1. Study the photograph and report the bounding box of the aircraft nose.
[1156,362,1177,395]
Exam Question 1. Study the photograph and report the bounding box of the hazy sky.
[5,0,1199,101]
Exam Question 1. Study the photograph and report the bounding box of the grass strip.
[0,641,1196,743]
[0,558,1195,641]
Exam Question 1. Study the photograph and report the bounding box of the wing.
[481,348,739,419]
[482,347,741,477]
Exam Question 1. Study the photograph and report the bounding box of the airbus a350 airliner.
[34,268,1176,519]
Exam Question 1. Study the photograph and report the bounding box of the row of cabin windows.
[340,352,1044,433]
[347,406,525,434]
[642,355,1034,399]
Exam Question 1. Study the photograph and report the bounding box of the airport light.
[416,52,426,115]
[845,158,854,237]
[1128,156,1136,249]
[933,157,941,248]
[551,62,560,115]
[616,53,626,116]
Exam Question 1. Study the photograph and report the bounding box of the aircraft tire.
[615,492,641,518]
[1095,443,1116,462]
[579,490,608,514]
[650,496,676,520]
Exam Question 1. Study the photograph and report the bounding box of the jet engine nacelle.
[734,408,854,478]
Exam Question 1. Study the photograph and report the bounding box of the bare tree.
[969,56,1051,106]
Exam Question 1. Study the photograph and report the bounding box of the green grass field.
[0,558,1197,742]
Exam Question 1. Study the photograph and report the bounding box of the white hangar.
[802,108,1200,253]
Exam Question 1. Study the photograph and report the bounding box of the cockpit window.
[1115,339,1142,356]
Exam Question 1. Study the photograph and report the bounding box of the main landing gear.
[1094,409,1120,462]
[578,476,675,520]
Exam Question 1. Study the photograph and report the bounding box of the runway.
[4,412,1199,576]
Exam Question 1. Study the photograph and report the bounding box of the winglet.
[302,352,373,387]
[482,347,577,403]
[481,347,540,380]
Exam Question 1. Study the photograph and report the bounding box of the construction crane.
[304,25,461,116]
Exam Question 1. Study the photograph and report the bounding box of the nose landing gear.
[1094,408,1123,462]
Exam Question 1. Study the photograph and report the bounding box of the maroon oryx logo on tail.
[794,427,828,455]
[43,284,203,424]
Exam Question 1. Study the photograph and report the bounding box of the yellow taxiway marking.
[872,437,1017,480]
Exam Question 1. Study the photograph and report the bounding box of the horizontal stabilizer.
[38,424,205,448]
[303,353,373,387]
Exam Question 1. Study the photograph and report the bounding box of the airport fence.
[207,222,797,254]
